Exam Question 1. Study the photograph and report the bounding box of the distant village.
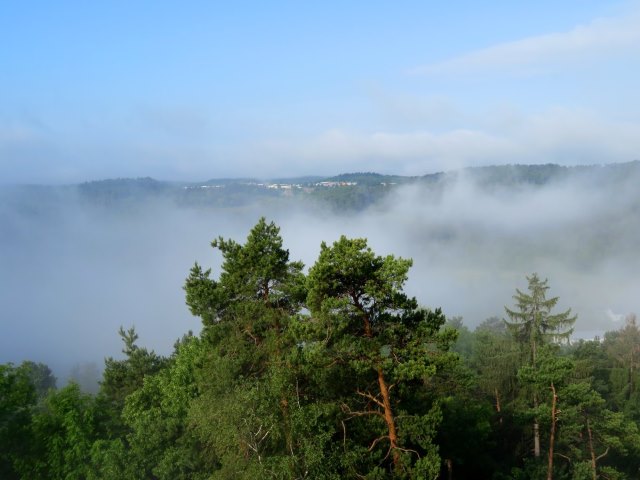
[266,180,358,190]
[184,180,358,191]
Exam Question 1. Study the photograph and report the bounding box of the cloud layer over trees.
[2,166,638,377]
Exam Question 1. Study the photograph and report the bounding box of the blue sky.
[1,0,639,183]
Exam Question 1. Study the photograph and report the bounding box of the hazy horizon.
[2,2,640,382]
[2,2,640,184]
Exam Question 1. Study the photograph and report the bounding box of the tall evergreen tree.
[504,273,576,461]
[504,273,576,366]
[184,218,315,478]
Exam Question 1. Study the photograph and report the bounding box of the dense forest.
[2,218,640,479]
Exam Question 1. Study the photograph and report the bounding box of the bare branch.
[295,377,301,408]
[554,452,572,464]
[346,410,385,419]
[244,328,259,345]
[340,402,385,419]
[368,435,390,451]
[396,446,421,459]
[381,445,392,462]
[341,420,347,450]
[596,447,610,462]
[356,389,385,409]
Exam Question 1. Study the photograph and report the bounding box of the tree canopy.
[3,220,640,479]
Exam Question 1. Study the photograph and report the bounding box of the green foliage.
[17,383,97,480]
[306,235,454,477]
[0,363,37,479]
[7,219,640,479]
[114,336,210,479]
[185,217,306,328]
[602,314,640,419]
[307,184,392,211]
[505,273,576,366]
[184,218,327,478]
[571,339,611,397]
[15,361,56,398]
[471,320,520,408]
[0,361,58,478]
[446,317,474,361]
[100,326,168,407]
[551,380,640,478]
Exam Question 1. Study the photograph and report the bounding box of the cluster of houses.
[184,180,358,192]
[267,180,358,190]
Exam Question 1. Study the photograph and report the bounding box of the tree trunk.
[547,383,557,480]
[356,297,400,470]
[586,417,597,480]
[495,388,502,424]
[353,293,373,338]
[281,396,294,458]
[532,335,540,458]
[534,393,541,458]
[445,458,453,480]
[378,367,401,469]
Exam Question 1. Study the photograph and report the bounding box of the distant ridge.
[422,160,640,188]
[325,172,416,186]
[3,160,640,213]
[63,160,640,186]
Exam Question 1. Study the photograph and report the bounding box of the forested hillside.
[5,161,638,213]
[2,219,640,479]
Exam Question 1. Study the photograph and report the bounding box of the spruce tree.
[504,273,576,461]
[504,273,576,366]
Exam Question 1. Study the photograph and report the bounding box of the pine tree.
[184,218,315,478]
[306,235,454,478]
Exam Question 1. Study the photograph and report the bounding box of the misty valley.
[2,162,640,478]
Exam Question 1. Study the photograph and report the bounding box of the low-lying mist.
[1,167,638,381]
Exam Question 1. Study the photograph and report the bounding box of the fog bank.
[1,170,638,378]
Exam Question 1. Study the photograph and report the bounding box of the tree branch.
[554,452,572,464]
[396,446,421,459]
[356,389,385,409]
[596,447,610,462]
[341,402,385,419]
[368,435,390,451]
[341,420,347,450]
[244,328,259,345]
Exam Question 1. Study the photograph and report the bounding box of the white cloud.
[256,107,640,175]
[411,10,640,75]
[260,128,517,175]
[606,308,625,323]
